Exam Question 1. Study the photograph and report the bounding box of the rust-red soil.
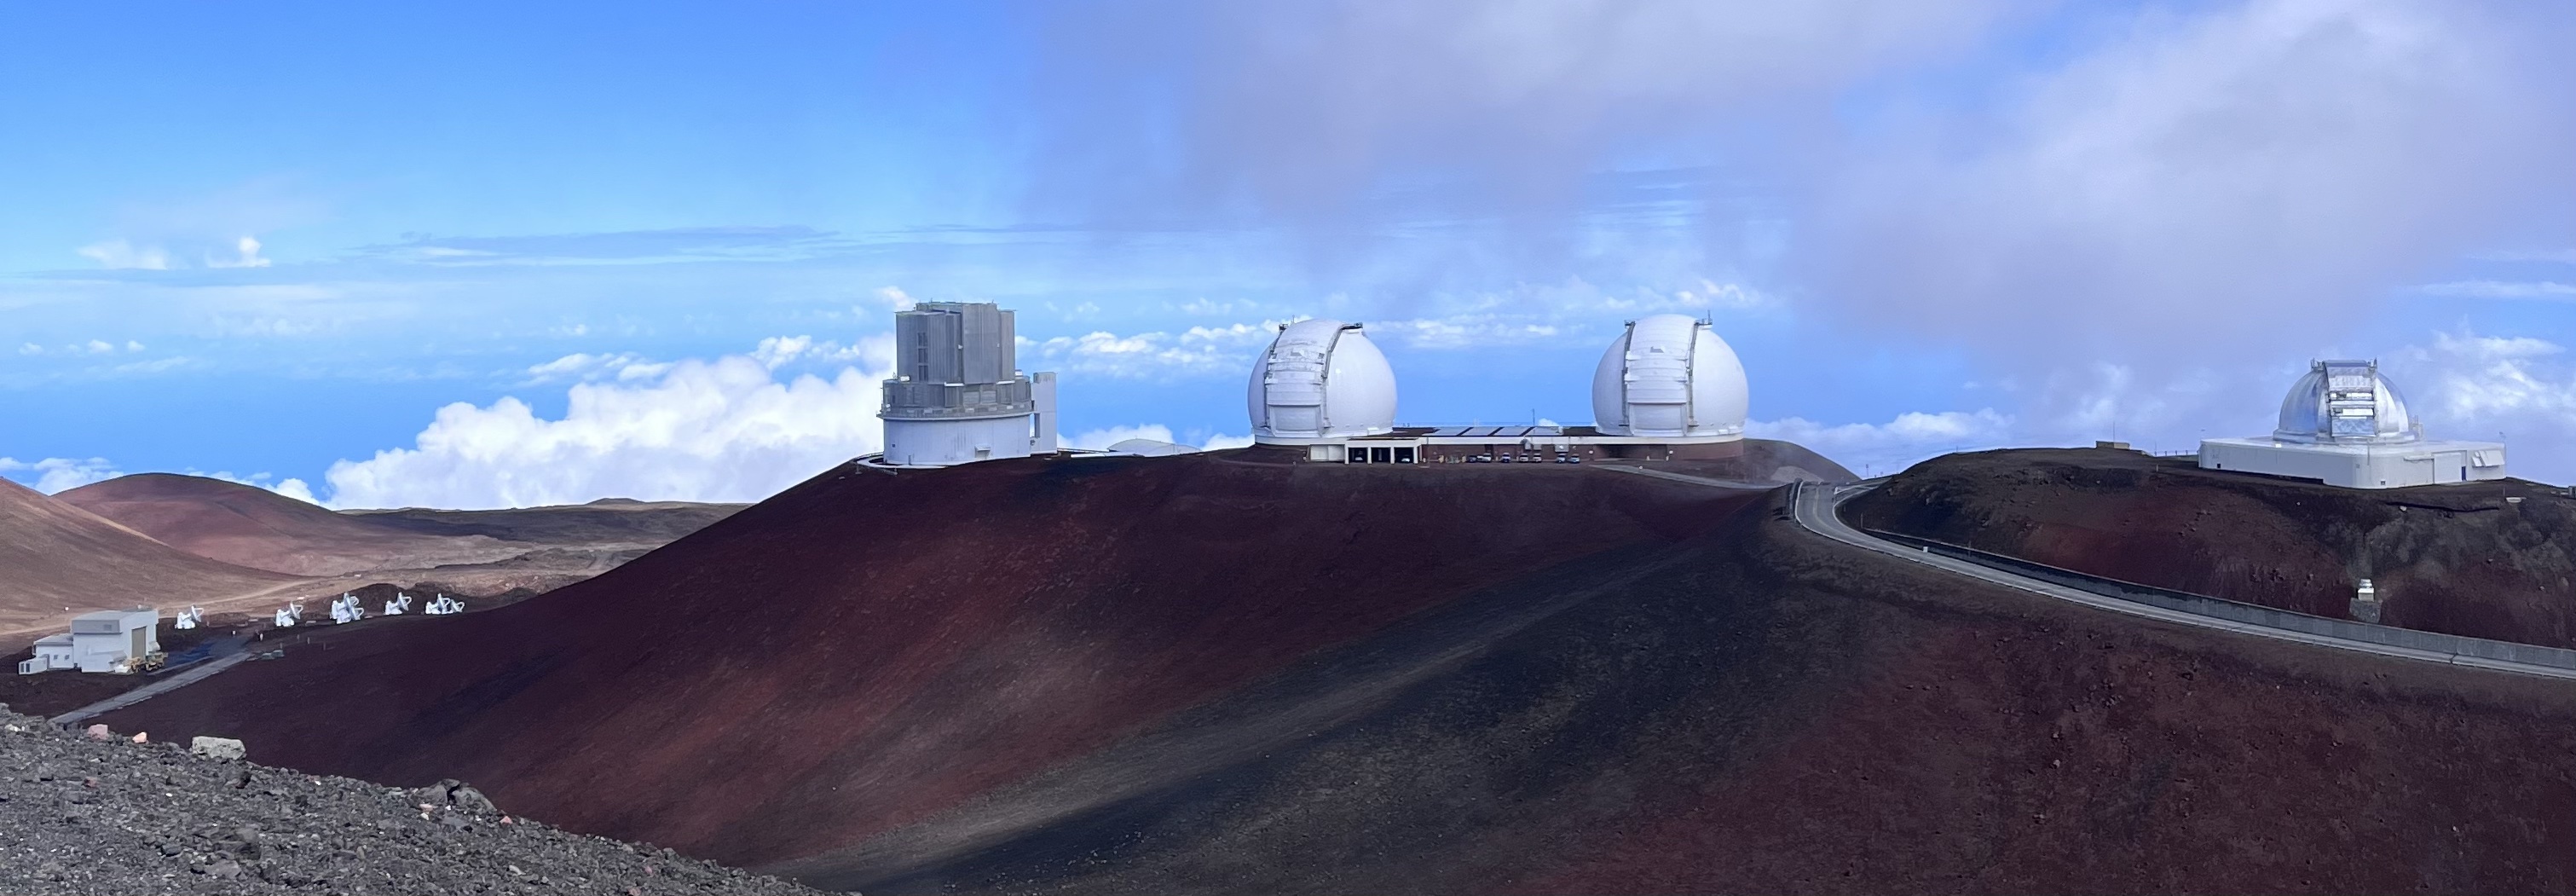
[95,450,1749,869]
[0,477,303,636]
[99,447,2576,893]
[1847,448,2576,648]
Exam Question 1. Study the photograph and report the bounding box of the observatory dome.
[1248,319,1398,444]
[1590,314,1748,440]
[2273,360,2419,444]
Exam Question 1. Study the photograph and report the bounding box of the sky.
[3,0,2573,507]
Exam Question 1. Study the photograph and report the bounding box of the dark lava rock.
[0,706,823,894]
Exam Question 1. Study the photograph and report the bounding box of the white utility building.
[879,302,1060,467]
[18,608,160,674]
[1591,313,1749,442]
[1249,319,1399,445]
[2198,359,2505,489]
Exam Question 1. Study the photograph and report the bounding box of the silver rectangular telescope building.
[880,302,1059,466]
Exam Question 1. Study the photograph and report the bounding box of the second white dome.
[1591,314,1747,439]
[1248,319,1398,443]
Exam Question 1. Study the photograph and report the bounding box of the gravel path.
[0,707,832,895]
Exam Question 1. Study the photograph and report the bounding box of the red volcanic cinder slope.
[56,473,522,577]
[766,482,2576,895]
[96,448,2576,893]
[1848,447,2576,647]
[0,477,303,635]
[99,449,1753,869]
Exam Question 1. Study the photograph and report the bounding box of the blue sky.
[4,1,2573,506]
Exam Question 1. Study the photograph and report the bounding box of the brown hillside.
[58,473,523,576]
[95,450,1752,870]
[0,477,303,635]
[1846,447,2576,647]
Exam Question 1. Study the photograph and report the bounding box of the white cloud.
[320,347,898,509]
[749,333,895,370]
[0,456,125,494]
[269,478,320,505]
[1809,0,2576,373]
[874,286,915,311]
[2400,332,2574,422]
[1181,298,1260,315]
[177,469,327,506]
[1023,322,1279,379]
[76,240,171,270]
[72,234,271,270]
[1200,432,1256,450]
[1041,1,2023,227]
[2417,280,2576,300]
[1366,316,1562,350]
[1749,409,2016,477]
[523,352,669,384]
[205,235,273,269]
[14,339,158,359]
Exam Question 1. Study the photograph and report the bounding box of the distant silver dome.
[2273,360,2418,444]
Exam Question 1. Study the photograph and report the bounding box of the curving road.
[1663,473,2576,682]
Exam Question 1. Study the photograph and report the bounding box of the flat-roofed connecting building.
[2198,359,2505,488]
[879,302,1060,467]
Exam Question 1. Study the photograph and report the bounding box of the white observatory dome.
[1247,319,1398,444]
[1590,314,1748,440]
[2273,359,2419,444]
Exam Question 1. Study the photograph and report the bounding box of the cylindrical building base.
[883,415,1037,467]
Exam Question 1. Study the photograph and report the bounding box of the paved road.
[51,640,257,727]
[1782,480,2576,681]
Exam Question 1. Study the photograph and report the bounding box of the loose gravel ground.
[0,706,829,895]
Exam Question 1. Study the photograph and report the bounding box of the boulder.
[412,778,502,816]
[189,736,246,760]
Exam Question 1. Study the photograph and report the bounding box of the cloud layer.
[321,346,894,509]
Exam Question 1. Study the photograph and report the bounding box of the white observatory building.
[879,301,1060,467]
[1249,318,1400,446]
[1591,314,1749,442]
[1247,312,1753,465]
[2198,359,2504,488]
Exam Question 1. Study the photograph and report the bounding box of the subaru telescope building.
[880,301,1060,467]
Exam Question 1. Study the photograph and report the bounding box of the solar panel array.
[1421,425,1564,438]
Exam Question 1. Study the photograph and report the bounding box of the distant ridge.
[58,473,523,577]
[0,477,301,635]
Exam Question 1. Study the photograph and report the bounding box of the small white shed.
[19,634,74,674]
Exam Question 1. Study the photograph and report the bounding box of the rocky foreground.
[0,708,824,895]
